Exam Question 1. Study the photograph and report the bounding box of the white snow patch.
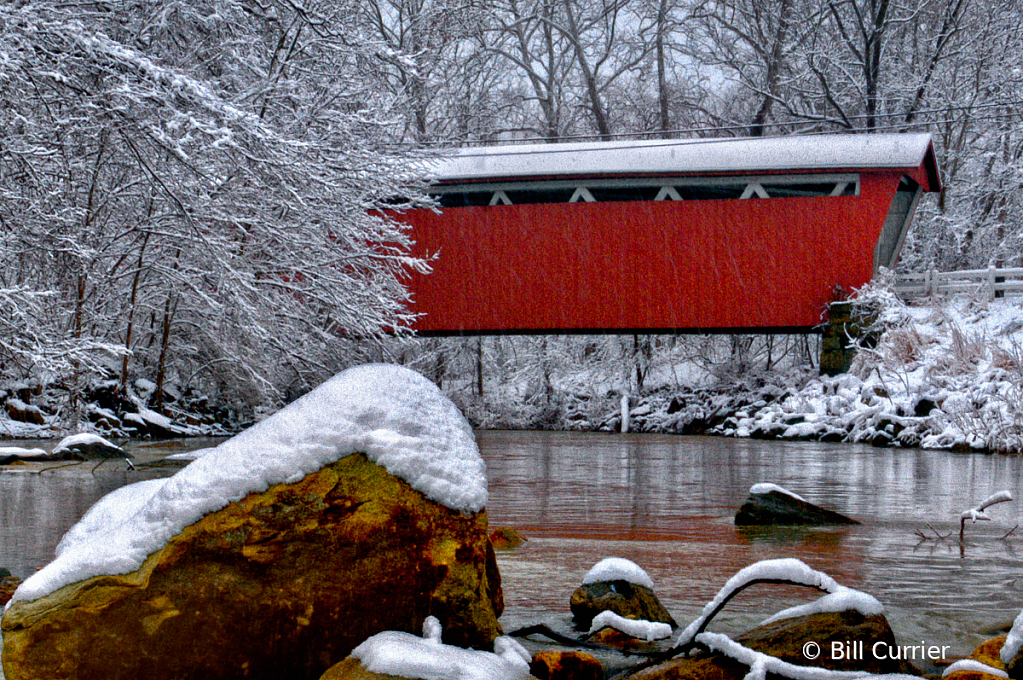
[138,407,173,430]
[582,557,655,590]
[55,479,167,557]
[962,491,1013,523]
[942,659,1008,678]
[352,616,532,680]
[0,446,50,459]
[676,559,878,648]
[166,447,217,461]
[135,378,157,394]
[760,586,884,625]
[52,433,122,455]
[589,611,672,641]
[749,483,807,503]
[428,134,935,184]
[1002,609,1023,667]
[697,632,918,680]
[8,364,485,606]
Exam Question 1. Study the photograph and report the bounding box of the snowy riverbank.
[445,287,1023,455]
[3,288,1021,455]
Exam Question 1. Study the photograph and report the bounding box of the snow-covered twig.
[673,559,882,653]
[960,490,1013,541]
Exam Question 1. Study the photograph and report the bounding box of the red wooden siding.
[400,170,907,334]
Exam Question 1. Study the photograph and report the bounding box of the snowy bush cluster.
[428,288,1023,455]
[711,289,1023,454]
[0,373,235,439]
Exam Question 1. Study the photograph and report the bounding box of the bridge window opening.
[431,173,859,208]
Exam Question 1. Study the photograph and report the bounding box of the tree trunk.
[562,0,613,140]
[120,232,150,392]
[749,0,793,136]
[656,0,672,136]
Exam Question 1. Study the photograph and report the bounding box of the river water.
[2,431,1022,666]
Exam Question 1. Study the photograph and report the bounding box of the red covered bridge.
[398,134,941,335]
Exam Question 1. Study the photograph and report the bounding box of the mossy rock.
[3,453,503,680]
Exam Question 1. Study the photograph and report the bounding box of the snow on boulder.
[51,433,127,460]
[1,364,502,680]
[321,616,534,680]
[0,447,53,464]
[734,483,859,526]
[4,399,46,426]
[570,557,675,630]
[675,558,881,649]
[582,557,656,590]
[1002,609,1023,677]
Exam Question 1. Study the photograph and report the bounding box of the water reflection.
[479,431,1023,659]
[0,431,1020,661]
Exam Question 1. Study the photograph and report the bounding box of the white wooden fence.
[895,266,1023,300]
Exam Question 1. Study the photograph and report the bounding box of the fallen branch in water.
[961,491,1013,541]
[914,524,953,541]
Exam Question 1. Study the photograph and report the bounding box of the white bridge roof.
[426,133,938,185]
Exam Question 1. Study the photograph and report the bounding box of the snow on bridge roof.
[426,133,940,189]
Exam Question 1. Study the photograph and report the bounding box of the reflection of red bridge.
[397,135,941,335]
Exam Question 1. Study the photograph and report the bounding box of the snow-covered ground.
[442,288,1023,455]
[3,289,1020,455]
[708,288,1023,454]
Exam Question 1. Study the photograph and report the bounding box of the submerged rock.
[2,453,503,680]
[734,484,859,526]
[632,610,919,679]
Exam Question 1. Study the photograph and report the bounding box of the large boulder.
[734,484,859,526]
[2,365,501,680]
[631,609,918,679]
[4,398,45,425]
[2,454,502,680]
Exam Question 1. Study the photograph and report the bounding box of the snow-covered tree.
[0,0,429,415]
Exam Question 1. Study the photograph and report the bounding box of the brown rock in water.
[530,650,603,680]
[943,635,1013,680]
[490,527,528,549]
[2,453,503,680]
[970,634,1007,668]
[734,489,859,526]
[570,580,676,630]
[630,610,919,680]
